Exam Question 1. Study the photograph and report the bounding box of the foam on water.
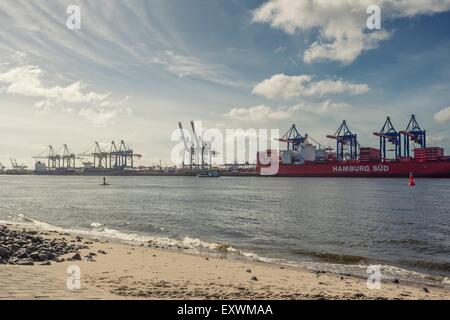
[2,214,449,289]
[6,214,239,254]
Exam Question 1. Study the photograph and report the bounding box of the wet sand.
[1,223,449,300]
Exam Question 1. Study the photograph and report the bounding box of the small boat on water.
[197,170,221,178]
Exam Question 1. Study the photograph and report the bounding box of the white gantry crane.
[178,122,194,169]
[190,120,218,170]
[177,121,218,170]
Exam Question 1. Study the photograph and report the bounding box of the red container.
[414,147,444,161]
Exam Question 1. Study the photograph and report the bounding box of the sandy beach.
[0,223,449,300]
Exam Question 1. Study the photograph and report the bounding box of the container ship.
[257,115,450,178]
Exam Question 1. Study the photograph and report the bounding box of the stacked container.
[414,147,444,161]
[281,151,293,164]
[360,147,381,162]
[327,152,337,161]
[315,149,327,162]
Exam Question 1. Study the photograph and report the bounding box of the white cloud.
[434,106,450,123]
[293,100,351,114]
[427,135,447,144]
[252,74,369,99]
[148,50,249,88]
[304,31,390,65]
[0,65,110,104]
[224,105,300,122]
[0,64,130,126]
[150,51,218,78]
[252,74,311,99]
[78,107,132,128]
[252,0,450,64]
[224,100,350,122]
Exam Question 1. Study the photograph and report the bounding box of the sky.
[0,0,450,167]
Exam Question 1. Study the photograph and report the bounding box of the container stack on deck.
[414,147,444,162]
[315,149,327,162]
[359,147,381,162]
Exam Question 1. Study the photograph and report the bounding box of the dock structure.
[30,141,142,173]
[79,140,142,169]
[178,121,216,171]
[33,145,79,171]
[78,141,142,170]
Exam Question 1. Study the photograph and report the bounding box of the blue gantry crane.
[327,120,358,161]
[278,124,308,151]
[373,117,401,160]
[400,115,426,158]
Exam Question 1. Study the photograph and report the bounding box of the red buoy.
[408,172,416,187]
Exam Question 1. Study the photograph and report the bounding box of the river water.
[1,175,449,285]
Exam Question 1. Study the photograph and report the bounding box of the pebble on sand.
[0,225,83,266]
[69,253,82,261]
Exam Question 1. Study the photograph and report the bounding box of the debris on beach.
[84,255,96,262]
[0,225,83,266]
[68,253,82,261]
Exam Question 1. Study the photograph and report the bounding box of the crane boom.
[178,122,190,152]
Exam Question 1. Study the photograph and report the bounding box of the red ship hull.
[257,160,450,178]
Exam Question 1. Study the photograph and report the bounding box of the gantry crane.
[373,117,401,160]
[327,120,358,161]
[78,141,141,169]
[10,158,27,171]
[33,145,61,170]
[117,140,141,168]
[109,141,119,168]
[178,122,194,168]
[278,124,308,151]
[190,121,211,170]
[61,144,78,168]
[78,142,109,168]
[400,115,426,158]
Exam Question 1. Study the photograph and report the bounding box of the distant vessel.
[257,116,450,178]
[197,170,221,178]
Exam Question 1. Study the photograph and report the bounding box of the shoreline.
[1,222,450,300]
[4,216,450,289]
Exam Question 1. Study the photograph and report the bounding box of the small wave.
[290,249,369,264]
[3,214,241,255]
[398,259,450,273]
[90,222,103,229]
[311,252,369,264]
